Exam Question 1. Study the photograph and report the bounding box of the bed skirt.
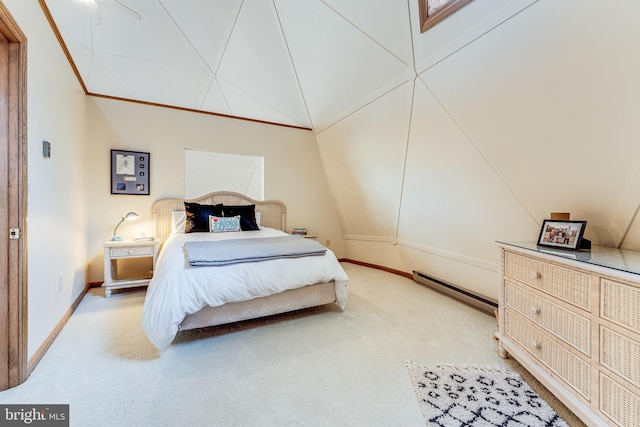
[179,281,342,331]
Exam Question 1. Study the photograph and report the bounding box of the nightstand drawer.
[110,246,155,257]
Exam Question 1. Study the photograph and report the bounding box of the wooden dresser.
[496,242,640,427]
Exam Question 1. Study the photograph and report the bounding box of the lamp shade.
[123,212,140,221]
[111,211,140,241]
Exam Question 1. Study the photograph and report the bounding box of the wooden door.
[0,1,27,391]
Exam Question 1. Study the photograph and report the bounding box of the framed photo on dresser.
[537,219,587,250]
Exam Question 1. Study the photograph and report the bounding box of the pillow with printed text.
[209,215,241,233]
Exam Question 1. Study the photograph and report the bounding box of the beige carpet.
[0,263,584,426]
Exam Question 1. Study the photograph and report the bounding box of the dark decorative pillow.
[184,202,223,233]
[222,204,259,231]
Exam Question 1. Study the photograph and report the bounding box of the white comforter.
[141,227,349,350]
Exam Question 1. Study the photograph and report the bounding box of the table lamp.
[111,211,139,241]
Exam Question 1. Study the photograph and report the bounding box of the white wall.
[85,98,344,283]
[184,150,263,200]
[4,0,89,360]
[316,0,640,300]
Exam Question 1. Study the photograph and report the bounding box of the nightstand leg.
[103,247,115,298]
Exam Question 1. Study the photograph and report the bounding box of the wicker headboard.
[152,191,286,244]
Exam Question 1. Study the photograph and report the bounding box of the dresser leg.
[498,342,508,359]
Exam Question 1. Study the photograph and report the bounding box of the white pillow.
[171,211,186,234]
[255,211,261,228]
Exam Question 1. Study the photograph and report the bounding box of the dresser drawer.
[600,326,640,389]
[504,252,591,310]
[505,309,591,400]
[600,373,640,427]
[110,246,155,257]
[601,279,640,332]
[505,281,590,355]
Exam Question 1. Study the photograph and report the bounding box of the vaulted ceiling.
[42,0,415,131]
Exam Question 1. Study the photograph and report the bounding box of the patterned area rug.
[406,362,568,427]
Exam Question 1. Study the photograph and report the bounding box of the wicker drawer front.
[601,279,640,332]
[110,246,154,257]
[505,281,590,355]
[601,326,640,389]
[505,310,591,399]
[600,373,640,427]
[504,252,590,310]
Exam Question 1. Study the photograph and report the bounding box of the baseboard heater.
[412,271,497,316]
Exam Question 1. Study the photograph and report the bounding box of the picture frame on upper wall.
[111,149,150,195]
[419,0,475,32]
[537,220,588,251]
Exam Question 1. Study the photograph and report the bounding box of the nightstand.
[302,234,320,241]
[102,239,160,297]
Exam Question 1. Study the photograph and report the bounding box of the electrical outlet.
[325,239,331,247]
[58,276,63,292]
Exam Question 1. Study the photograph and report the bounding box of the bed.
[141,191,349,350]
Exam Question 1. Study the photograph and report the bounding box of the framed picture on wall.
[418,0,475,32]
[537,220,587,250]
[110,149,150,195]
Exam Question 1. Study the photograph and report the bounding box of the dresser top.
[497,241,640,277]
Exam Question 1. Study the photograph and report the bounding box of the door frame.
[0,1,28,391]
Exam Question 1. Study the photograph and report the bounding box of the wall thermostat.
[43,140,51,158]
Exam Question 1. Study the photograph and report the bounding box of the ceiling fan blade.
[110,0,142,21]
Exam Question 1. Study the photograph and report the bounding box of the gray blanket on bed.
[184,236,327,266]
